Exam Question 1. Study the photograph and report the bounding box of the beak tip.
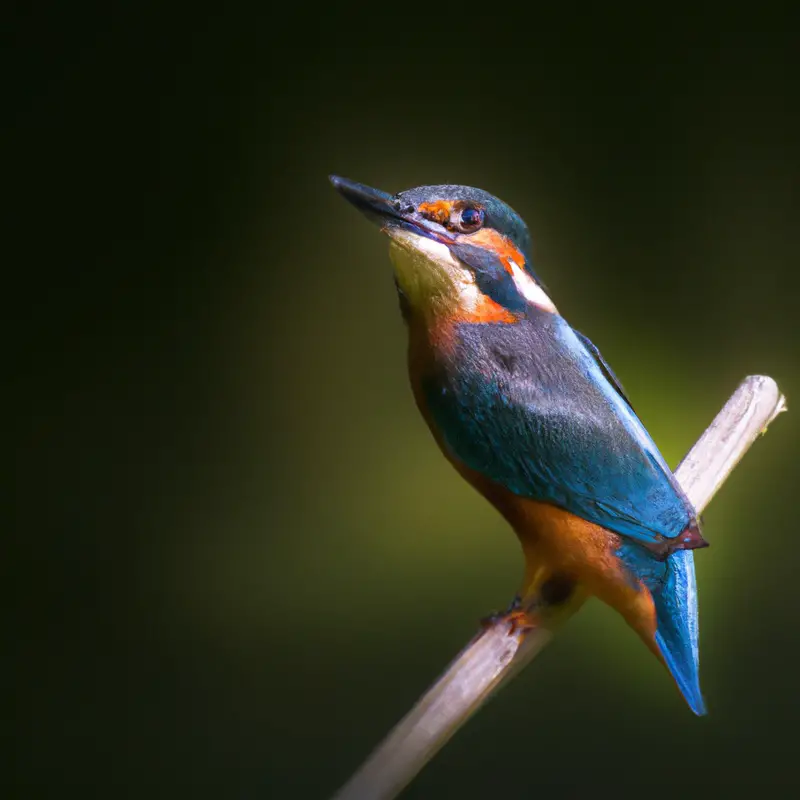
[329,174,347,193]
[329,176,406,233]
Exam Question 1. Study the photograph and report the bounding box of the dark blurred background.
[7,6,799,798]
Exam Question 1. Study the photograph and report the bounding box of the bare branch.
[332,375,786,800]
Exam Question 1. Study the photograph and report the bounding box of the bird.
[329,175,709,715]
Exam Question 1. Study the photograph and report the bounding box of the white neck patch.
[507,258,558,313]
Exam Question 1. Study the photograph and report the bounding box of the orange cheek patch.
[464,229,526,274]
[418,200,453,225]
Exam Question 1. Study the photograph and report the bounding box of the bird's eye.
[453,206,484,233]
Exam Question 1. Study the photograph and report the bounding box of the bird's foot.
[479,594,521,627]
[504,609,537,637]
[479,595,537,637]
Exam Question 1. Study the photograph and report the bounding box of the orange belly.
[461,455,660,651]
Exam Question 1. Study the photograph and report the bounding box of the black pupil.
[461,208,481,228]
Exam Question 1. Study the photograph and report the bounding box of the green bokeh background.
[9,8,800,798]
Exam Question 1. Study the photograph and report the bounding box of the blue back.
[423,311,697,548]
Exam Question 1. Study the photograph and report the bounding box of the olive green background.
[9,7,799,798]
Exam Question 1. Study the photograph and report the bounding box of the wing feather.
[425,316,696,547]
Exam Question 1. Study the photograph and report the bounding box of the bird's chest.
[403,321,517,521]
[406,318,551,445]
[404,317,604,503]
[404,319,525,486]
[405,319,455,442]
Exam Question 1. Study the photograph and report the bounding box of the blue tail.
[653,550,706,715]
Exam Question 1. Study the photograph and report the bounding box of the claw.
[479,595,536,638]
[505,609,537,637]
[479,594,522,629]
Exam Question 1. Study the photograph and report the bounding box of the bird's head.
[330,176,556,323]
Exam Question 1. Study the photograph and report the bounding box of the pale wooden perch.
[332,375,786,800]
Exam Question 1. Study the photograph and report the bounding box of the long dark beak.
[329,175,453,242]
[329,175,397,222]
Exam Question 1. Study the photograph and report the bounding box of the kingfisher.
[330,175,709,715]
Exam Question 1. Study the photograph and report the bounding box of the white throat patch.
[386,227,557,315]
[387,227,481,310]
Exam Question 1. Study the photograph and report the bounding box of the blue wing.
[424,313,699,550]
